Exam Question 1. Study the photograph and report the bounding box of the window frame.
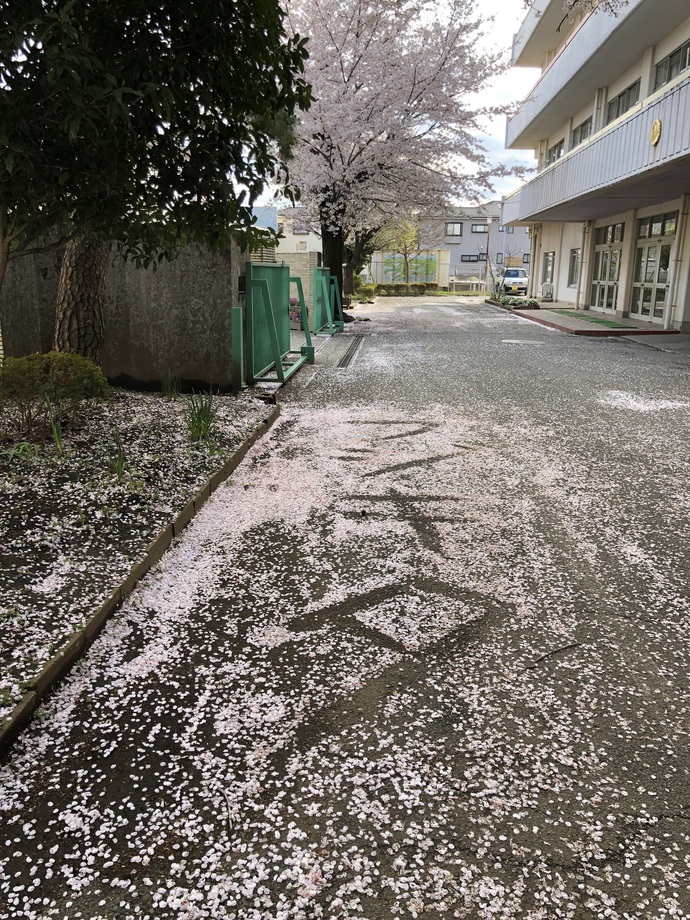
[655,40,690,91]
[571,116,593,149]
[546,139,564,166]
[471,223,489,234]
[445,222,463,237]
[606,80,640,125]
[568,248,581,287]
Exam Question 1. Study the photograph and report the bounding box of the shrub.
[0,352,110,437]
[499,295,540,309]
[375,282,428,296]
[357,283,376,300]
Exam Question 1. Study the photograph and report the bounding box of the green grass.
[548,309,629,329]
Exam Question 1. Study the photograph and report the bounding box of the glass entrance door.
[591,246,621,311]
[630,242,671,321]
[629,211,677,323]
[590,222,624,312]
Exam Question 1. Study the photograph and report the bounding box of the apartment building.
[502,0,690,329]
[276,209,322,255]
[439,202,531,280]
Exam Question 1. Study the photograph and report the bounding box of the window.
[655,41,690,91]
[546,139,564,166]
[606,80,640,124]
[638,212,678,239]
[478,253,487,262]
[471,224,488,233]
[445,222,463,236]
[542,251,555,285]
[496,253,503,264]
[460,254,479,262]
[523,253,530,265]
[568,249,581,287]
[498,225,514,233]
[571,116,593,149]
[297,241,307,251]
[594,222,625,245]
[292,224,310,235]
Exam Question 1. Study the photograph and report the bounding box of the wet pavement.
[2,298,690,919]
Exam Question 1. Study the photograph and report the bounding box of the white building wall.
[503,0,690,329]
[654,18,690,63]
[535,223,579,303]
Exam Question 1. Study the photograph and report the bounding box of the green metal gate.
[232,261,314,388]
[231,262,345,391]
[312,267,345,334]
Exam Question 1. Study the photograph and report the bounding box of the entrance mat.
[548,310,629,329]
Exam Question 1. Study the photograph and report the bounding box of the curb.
[508,308,681,338]
[0,405,281,760]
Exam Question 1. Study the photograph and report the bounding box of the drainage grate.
[337,335,365,368]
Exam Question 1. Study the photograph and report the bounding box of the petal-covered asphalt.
[2,299,690,919]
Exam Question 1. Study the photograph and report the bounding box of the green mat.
[549,309,629,329]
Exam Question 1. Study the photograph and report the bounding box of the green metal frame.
[312,268,345,334]
[244,261,314,385]
[230,306,246,392]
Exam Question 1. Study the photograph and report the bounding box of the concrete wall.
[0,247,63,359]
[0,241,244,388]
[103,242,242,388]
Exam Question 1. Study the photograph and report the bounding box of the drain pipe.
[665,194,689,329]
[575,221,590,311]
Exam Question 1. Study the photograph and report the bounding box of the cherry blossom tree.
[555,0,627,11]
[285,0,510,294]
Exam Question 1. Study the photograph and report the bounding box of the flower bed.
[0,390,271,724]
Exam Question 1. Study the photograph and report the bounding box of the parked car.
[500,268,529,296]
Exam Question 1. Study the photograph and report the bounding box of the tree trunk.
[321,222,344,306]
[54,235,110,364]
[343,260,355,296]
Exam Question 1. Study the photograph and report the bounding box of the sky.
[473,0,541,201]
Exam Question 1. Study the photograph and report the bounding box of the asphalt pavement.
[1,297,690,919]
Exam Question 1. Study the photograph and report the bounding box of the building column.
[528,224,541,298]
[665,194,689,329]
[575,221,591,311]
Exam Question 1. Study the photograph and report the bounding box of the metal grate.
[337,335,365,368]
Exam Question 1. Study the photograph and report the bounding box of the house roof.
[446,200,502,221]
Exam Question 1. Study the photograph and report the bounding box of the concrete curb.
[509,307,680,337]
[0,406,281,760]
[487,299,680,337]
